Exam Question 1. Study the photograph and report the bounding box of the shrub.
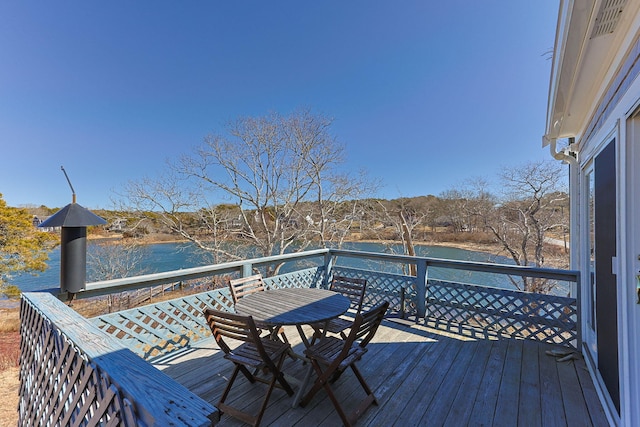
[0,285,21,299]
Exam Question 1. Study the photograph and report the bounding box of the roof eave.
[544,0,597,145]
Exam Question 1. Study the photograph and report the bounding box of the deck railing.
[18,293,217,426]
[330,249,580,349]
[19,248,579,426]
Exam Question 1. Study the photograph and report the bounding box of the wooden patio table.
[235,287,350,407]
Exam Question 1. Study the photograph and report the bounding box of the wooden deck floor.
[154,317,608,426]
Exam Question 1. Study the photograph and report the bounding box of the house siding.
[583,33,640,144]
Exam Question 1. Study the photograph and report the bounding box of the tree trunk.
[400,211,417,276]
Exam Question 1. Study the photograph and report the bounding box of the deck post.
[415,258,428,319]
[242,262,253,278]
[576,271,582,351]
[323,251,334,288]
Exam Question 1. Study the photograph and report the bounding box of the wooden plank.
[153,316,606,427]
[538,343,567,427]
[557,357,593,426]
[468,340,509,425]
[444,339,493,425]
[391,331,464,426]
[574,357,609,426]
[518,339,542,426]
[419,339,481,425]
[493,339,523,425]
[363,333,450,427]
[160,347,229,395]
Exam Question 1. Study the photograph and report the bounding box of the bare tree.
[438,189,472,233]
[87,239,151,312]
[87,240,150,282]
[461,160,569,293]
[437,179,495,234]
[370,198,432,275]
[124,109,375,275]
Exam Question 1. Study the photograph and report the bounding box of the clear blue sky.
[0,1,559,209]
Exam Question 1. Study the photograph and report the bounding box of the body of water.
[8,241,513,294]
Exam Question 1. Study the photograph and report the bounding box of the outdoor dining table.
[234,287,351,407]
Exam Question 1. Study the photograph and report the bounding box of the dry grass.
[0,324,20,427]
[0,308,20,333]
[0,332,20,370]
[0,367,19,426]
[0,309,21,371]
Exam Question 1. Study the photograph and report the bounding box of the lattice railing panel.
[19,298,138,426]
[265,266,324,290]
[426,280,578,348]
[332,266,416,317]
[91,268,323,361]
[90,288,235,361]
[90,268,323,361]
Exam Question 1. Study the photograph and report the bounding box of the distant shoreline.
[87,233,570,270]
[89,233,506,257]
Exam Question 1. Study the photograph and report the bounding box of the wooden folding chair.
[310,275,367,345]
[228,274,289,343]
[203,308,294,427]
[228,274,266,303]
[300,301,389,427]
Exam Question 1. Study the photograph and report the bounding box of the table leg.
[292,362,315,407]
[291,320,329,407]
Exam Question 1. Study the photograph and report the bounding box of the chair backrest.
[329,275,367,312]
[203,308,266,357]
[228,274,266,304]
[345,301,389,350]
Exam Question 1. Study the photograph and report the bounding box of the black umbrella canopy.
[38,203,106,228]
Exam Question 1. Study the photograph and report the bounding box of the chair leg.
[279,328,289,344]
[219,354,293,427]
[347,363,378,425]
[273,352,294,396]
[301,360,356,427]
[264,325,289,343]
[218,365,241,413]
[321,374,354,427]
[254,373,278,426]
[275,328,297,361]
[309,327,322,347]
[238,364,258,382]
[351,363,377,404]
[329,367,346,384]
[300,361,378,427]
[253,352,293,426]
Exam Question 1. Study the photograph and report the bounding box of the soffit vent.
[591,0,627,38]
